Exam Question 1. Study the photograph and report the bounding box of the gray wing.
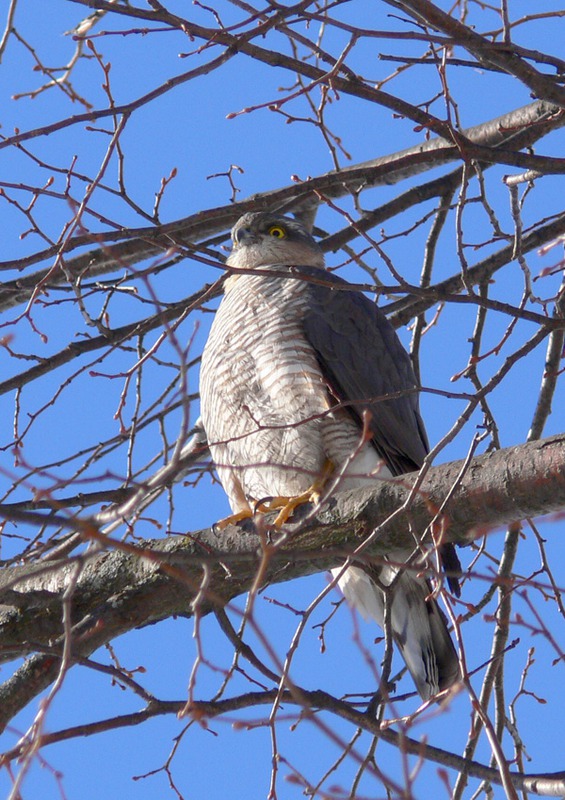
[302,270,462,694]
[302,273,428,476]
[303,270,462,599]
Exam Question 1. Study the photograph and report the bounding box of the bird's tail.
[332,556,460,702]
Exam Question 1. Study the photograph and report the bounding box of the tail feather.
[332,557,459,701]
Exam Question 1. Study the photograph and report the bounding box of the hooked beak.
[233,226,257,246]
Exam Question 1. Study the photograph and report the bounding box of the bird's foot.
[267,459,334,527]
[213,460,334,530]
[213,508,254,531]
[269,490,319,527]
[212,497,281,532]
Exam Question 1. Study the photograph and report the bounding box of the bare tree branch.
[0,434,564,729]
[2,3,565,794]
[1,100,562,314]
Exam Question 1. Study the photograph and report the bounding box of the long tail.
[332,556,460,702]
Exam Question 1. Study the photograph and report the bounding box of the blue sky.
[1,1,564,798]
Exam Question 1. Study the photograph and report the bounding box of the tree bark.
[1,432,564,654]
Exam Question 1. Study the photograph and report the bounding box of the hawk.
[199,211,460,701]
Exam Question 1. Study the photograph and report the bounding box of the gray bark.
[0,433,564,730]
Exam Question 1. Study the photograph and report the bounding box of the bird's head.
[226,212,325,271]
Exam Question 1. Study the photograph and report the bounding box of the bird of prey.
[199,211,460,701]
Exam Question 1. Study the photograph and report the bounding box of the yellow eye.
[268,225,286,239]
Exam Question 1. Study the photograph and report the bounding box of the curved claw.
[214,460,334,530]
[213,508,254,531]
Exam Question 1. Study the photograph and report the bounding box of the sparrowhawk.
[199,211,460,701]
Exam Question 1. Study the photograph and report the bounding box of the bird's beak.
[233,226,256,246]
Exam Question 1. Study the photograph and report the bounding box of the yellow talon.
[213,508,254,530]
[213,498,286,529]
[214,460,334,529]
[270,459,334,526]
[272,490,318,527]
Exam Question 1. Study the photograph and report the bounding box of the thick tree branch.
[0,433,564,728]
[3,4,564,794]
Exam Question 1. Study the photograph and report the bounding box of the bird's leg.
[270,459,334,527]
